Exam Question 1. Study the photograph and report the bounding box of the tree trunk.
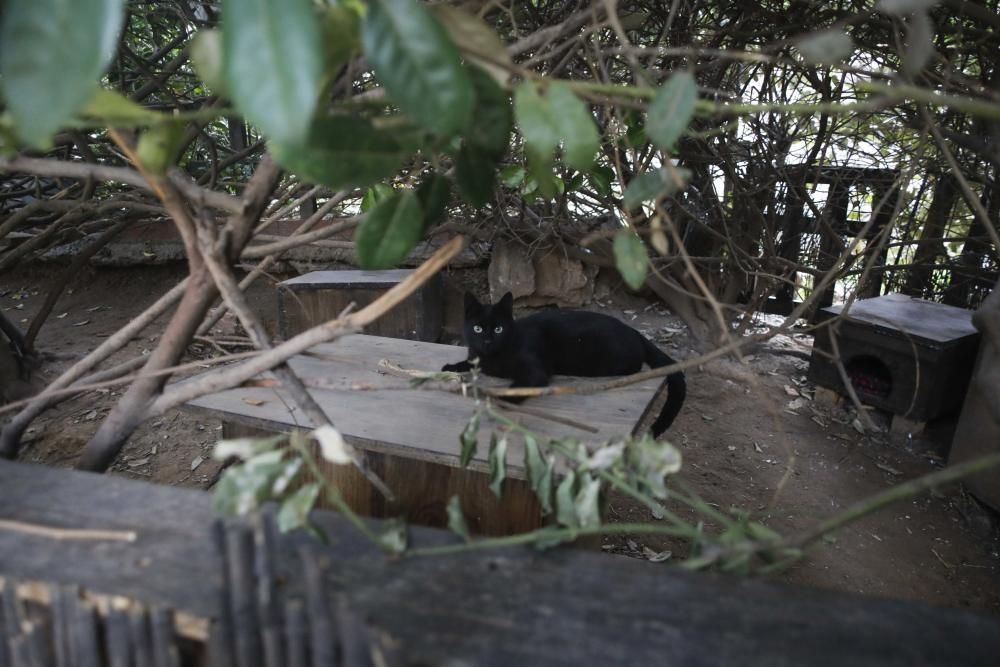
[903,174,957,298]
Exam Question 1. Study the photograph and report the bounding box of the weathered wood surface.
[2,461,1000,666]
[277,271,442,342]
[186,334,659,480]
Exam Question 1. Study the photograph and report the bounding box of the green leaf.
[646,72,697,152]
[588,165,615,197]
[514,83,559,167]
[362,0,473,136]
[446,495,470,541]
[573,472,602,529]
[361,183,395,213]
[355,190,424,269]
[459,412,480,467]
[464,66,513,157]
[79,89,163,126]
[136,123,187,176]
[488,433,507,498]
[523,435,553,515]
[902,12,935,77]
[211,450,289,516]
[613,231,649,291]
[222,0,322,145]
[525,149,560,200]
[416,173,451,230]
[270,116,405,190]
[321,3,361,76]
[547,82,599,170]
[500,165,526,188]
[455,145,496,208]
[432,5,512,86]
[555,470,578,528]
[277,483,320,532]
[190,29,228,97]
[622,167,691,210]
[0,0,127,147]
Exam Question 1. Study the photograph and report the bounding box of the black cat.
[442,292,686,436]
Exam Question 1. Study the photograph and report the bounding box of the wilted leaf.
[190,29,227,97]
[643,546,672,562]
[574,472,602,529]
[488,433,507,498]
[362,0,473,136]
[222,0,321,145]
[627,433,683,499]
[613,231,648,291]
[650,215,669,255]
[376,518,408,554]
[432,6,512,85]
[459,412,480,467]
[0,0,127,147]
[277,482,320,532]
[796,29,855,66]
[446,495,470,541]
[312,424,355,465]
[271,458,303,495]
[555,470,578,528]
[584,441,625,471]
[212,449,288,516]
[646,72,697,152]
[270,115,406,191]
[523,435,553,514]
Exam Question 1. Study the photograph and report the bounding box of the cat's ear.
[463,292,483,317]
[497,292,514,317]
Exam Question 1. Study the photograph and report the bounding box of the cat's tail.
[640,337,687,437]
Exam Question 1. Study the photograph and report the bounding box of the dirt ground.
[3,263,999,615]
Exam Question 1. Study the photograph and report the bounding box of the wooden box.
[278,269,443,342]
[185,335,662,537]
[808,294,980,422]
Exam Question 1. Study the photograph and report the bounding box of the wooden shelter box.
[278,269,443,342]
[809,294,980,424]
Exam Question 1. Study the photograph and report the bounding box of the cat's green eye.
[494,326,503,334]
[473,325,483,333]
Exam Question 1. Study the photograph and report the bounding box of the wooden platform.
[184,334,661,534]
[1,460,999,666]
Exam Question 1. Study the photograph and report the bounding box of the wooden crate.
[278,269,443,342]
[808,294,980,422]
[185,334,661,537]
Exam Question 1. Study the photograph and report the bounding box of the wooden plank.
[279,270,417,289]
[186,334,658,480]
[1,461,1000,666]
